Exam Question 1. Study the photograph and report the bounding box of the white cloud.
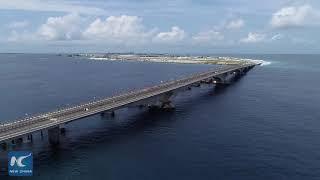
[7,20,29,28]
[83,15,153,45]
[37,13,83,41]
[9,14,154,45]
[7,29,42,43]
[7,30,30,42]
[153,26,186,43]
[240,32,266,43]
[0,0,105,15]
[291,37,315,45]
[271,33,283,41]
[226,19,245,29]
[270,4,319,28]
[192,30,224,43]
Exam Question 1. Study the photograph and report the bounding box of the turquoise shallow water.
[0,54,319,179]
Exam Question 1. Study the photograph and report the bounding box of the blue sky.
[0,0,320,53]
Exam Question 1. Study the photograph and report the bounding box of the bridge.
[0,63,257,148]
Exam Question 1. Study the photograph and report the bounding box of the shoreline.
[75,54,269,66]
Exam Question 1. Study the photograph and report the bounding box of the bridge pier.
[136,91,176,110]
[160,101,174,109]
[192,82,201,87]
[27,134,33,142]
[213,76,227,84]
[17,137,24,144]
[213,70,242,84]
[159,91,175,109]
[60,124,66,134]
[22,135,32,143]
[205,78,213,84]
[48,126,60,145]
[101,110,115,118]
[41,130,44,139]
[1,142,7,150]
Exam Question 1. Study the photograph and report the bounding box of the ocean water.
[0,54,319,179]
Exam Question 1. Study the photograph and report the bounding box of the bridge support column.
[60,124,66,134]
[15,137,23,144]
[27,134,33,142]
[1,142,7,150]
[214,72,236,85]
[192,82,201,87]
[48,126,60,145]
[22,135,31,143]
[101,111,115,118]
[159,91,175,109]
[40,130,44,139]
[205,78,213,84]
[213,76,225,84]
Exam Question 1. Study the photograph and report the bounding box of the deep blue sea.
[0,54,319,179]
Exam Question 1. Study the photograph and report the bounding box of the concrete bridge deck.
[0,63,256,145]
